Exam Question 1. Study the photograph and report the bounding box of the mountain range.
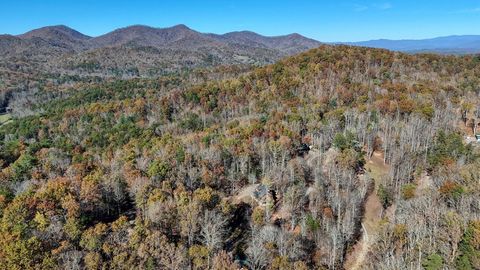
[3,24,479,56]
[5,24,321,55]
[0,24,321,78]
[1,24,480,87]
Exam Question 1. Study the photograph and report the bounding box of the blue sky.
[1,0,480,42]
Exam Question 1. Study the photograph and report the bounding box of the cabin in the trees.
[253,184,276,207]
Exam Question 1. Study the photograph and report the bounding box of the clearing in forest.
[344,151,390,270]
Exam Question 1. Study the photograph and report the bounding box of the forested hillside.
[0,45,479,269]
[0,24,320,115]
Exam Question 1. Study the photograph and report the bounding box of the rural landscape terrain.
[0,20,480,270]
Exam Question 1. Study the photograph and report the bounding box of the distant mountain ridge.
[88,24,217,49]
[4,24,480,56]
[0,24,322,78]
[19,25,91,41]
[342,35,480,54]
[13,24,322,54]
[208,31,321,55]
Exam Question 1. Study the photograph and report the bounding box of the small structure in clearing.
[252,184,276,207]
[233,183,276,207]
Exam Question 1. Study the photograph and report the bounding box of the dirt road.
[344,151,389,270]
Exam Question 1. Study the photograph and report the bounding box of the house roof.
[253,184,267,199]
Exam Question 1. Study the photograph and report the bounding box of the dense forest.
[0,45,479,269]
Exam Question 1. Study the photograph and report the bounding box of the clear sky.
[1,0,480,42]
